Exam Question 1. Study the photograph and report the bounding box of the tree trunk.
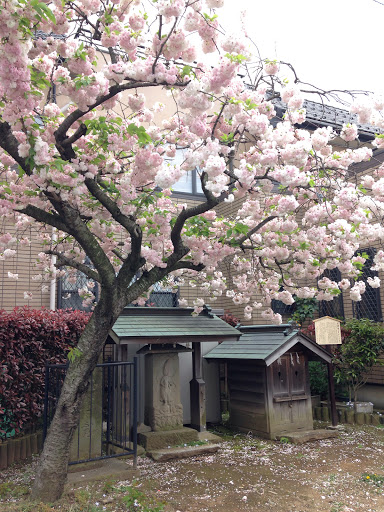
[354,387,358,413]
[31,293,123,502]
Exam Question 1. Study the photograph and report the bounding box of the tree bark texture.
[31,292,124,502]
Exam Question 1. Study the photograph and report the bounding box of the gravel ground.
[1,422,384,512]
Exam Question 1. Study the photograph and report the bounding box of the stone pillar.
[190,342,206,432]
[69,365,103,461]
[144,353,183,431]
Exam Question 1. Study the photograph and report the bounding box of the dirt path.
[1,422,384,512]
[136,423,384,512]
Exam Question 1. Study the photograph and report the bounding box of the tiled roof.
[349,148,384,174]
[204,324,332,366]
[34,30,66,40]
[273,97,381,139]
[110,306,240,343]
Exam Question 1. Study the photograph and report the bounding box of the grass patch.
[0,481,29,499]
[175,440,208,448]
[362,472,384,487]
[118,482,165,512]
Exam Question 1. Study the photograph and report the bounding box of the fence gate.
[43,358,138,466]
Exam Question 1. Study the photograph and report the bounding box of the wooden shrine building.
[205,324,332,439]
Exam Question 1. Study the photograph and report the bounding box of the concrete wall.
[357,384,384,410]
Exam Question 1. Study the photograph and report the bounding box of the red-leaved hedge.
[0,307,90,437]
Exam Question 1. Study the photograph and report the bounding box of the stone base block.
[282,429,338,445]
[67,458,140,485]
[346,410,355,424]
[147,443,220,462]
[321,407,330,422]
[138,427,198,451]
[354,402,373,414]
[197,431,224,443]
[137,423,151,434]
[355,412,365,425]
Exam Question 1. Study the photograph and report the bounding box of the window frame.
[318,268,345,320]
[171,169,205,199]
[57,270,99,311]
[352,248,382,322]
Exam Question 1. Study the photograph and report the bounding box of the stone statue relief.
[160,358,175,412]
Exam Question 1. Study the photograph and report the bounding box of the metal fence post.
[133,356,138,470]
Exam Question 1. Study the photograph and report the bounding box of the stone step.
[197,431,224,443]
[138,427,198,450]
[282,429,339,445]
[147,443,221,462]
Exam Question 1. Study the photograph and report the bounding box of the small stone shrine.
[146,353,183,430]
[205,324,333,439]
[137,344,197,449]
[109,306,240,451]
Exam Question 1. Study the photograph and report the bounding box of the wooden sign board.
[313,316,342,345]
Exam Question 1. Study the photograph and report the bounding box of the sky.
[218,0,383,99]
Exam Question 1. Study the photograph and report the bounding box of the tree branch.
[152,17,178,75]
[55,202,117,288]
[85,178,142,243]
[172,261,205,272]
[47,251,100,282]
[54,81,162,146]
[61,123,88,147]
[170,197,219,256]
[0,121,31,174]
[237,215,278,247]
[19,205,71,232]
[85,177,145,284]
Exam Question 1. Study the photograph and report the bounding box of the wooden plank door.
[269,352,313,436]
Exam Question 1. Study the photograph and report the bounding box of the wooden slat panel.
[230,391,265,404]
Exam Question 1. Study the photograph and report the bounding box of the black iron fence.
[43,359,138,466]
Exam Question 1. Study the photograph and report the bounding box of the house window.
[167,148,204,197]
[147,282,179,307]
[318,268,345,320]
[352,248,382,322]
[58,272,179,310]
[172,169,203,195]
[57,269,99,311]
[271,292,296,317]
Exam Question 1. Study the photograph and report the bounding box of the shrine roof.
[204,324,332,366]
[109,306,240,344]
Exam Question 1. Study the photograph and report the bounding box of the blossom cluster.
[0,0,384,321]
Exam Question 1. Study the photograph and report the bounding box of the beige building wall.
[0,220,50,310]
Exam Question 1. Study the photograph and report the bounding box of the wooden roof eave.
[204,333,332,365]
[113,334,240,345]
[109,330,120,345]
[264,333,332,366]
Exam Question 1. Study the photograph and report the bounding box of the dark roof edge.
[349,148,384,174]
[121,305,217,318]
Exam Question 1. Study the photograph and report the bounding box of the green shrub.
[333,318,384,407]
[0,307,90,437]
[308,361,328,399]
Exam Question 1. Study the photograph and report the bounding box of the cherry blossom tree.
[0,0,384,502]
